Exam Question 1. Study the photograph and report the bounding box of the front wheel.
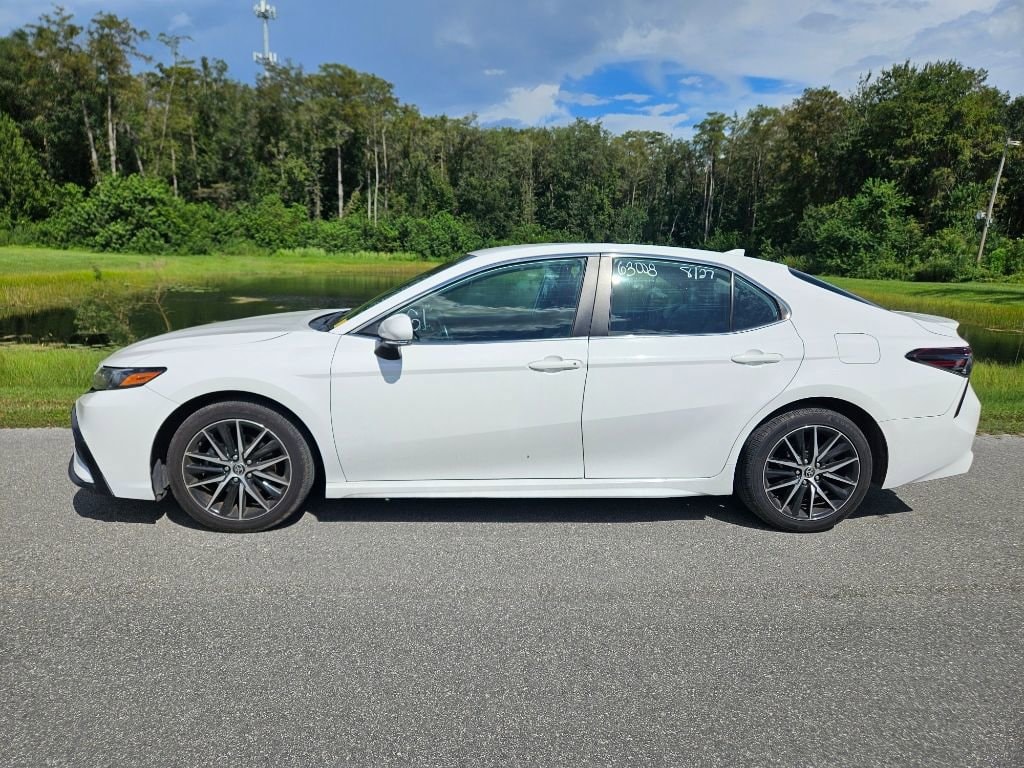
[736,408,873,532]
[167,400,315,532]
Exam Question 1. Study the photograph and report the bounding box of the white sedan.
[69,244,979,532]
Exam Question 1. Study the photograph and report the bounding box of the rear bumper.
[880,383,980,489]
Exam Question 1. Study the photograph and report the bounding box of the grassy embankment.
[1,246,441,427]
[829,277,1024,333]
[0,246,437,322]
[0,344,108,427]
[1,248,1021,431]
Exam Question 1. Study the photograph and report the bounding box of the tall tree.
[86,13,149,175]
[693,112,730,242]
[850,61,1007,230]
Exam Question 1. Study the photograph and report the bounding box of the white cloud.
[797,12,856,34]
[169,12,192,31]
[905,0,1023,92]
[0,1,209,36]
[645,103,679,117]
[559,91,609,106]
[612,92,651,103]
[478,83,568,125]
[436,18,476,48]
[597,107,690,135]
[598,0,1021,94]
[479,83,690,132]
[483,68,506,76]
[480,83,688,134]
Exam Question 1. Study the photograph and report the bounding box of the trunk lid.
[893,310,961,338]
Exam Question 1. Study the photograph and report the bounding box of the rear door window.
[610,258,731,335]
[609,257,782,335]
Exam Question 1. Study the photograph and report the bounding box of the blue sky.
[2,1,1021,136]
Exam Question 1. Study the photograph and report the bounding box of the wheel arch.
[736,397,888,487]
[150,390,328,498]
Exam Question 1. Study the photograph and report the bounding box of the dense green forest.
[1,8,1023,279]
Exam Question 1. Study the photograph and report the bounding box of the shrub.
[395,212,481,260]
[298,216,389,253]
[987,238,1024,277]
[704,230,746,252]
[792,179,921,278]
[229,194,307,250]
[913,228,976,281]
[489,222,571,248]
[41,175,217,254]
[0,112,53,228]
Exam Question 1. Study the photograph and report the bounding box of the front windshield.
[332,255,472,328]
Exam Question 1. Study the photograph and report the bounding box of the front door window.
[389,258,587,343]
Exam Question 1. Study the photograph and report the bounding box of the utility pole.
[253,0,278,73]
[977,138,1021,266]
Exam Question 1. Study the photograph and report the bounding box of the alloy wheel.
[180,419,292,521]
[762,424,861,520]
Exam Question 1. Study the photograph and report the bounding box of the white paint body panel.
[69,243,979,506]
[330,335,588,480]
[583,321,804,478]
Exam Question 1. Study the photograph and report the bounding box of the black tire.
[736,408,873,532]
[167,400,315,532]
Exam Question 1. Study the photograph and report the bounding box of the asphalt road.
[1,429,1021,768]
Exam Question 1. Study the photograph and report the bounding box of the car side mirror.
[375,313,414,359]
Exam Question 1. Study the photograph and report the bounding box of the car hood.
[103,309,338,363]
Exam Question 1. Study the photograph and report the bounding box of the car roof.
[467,243,788,282]
[470,242,745,263]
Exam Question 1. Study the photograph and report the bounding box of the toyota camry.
[69,244,979,532]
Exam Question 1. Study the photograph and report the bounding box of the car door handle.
[731,350,783,366]
[528,356,582,373]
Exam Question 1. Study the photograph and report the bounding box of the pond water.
[957,323,1023,365]
[1,273,1021,364]
[0,274,399,347]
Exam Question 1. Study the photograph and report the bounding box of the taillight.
[905,347,973,377]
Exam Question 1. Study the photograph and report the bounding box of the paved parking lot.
[1,429,1021,767]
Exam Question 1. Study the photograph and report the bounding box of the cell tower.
[253,0,277,71]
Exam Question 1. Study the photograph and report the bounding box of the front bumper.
[69,406,111,495]
[69,386,180,500]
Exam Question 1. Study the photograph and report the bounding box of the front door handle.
[528,356,582,373]
[731,350,783,366]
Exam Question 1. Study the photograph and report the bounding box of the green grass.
[970,362,1024,435]
[1,345,1020,433]
[0,344,108,427]
[0,246,440,321]
[827,276,1024,332]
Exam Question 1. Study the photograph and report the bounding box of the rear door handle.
[528,356,582,373]
[731,350,783,366]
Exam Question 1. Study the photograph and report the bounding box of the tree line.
[1,7,1023,279]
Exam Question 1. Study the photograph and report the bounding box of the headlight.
[91,366,166,391]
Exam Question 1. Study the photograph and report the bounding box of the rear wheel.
[736,408,873,532]
[167,400,315,532]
